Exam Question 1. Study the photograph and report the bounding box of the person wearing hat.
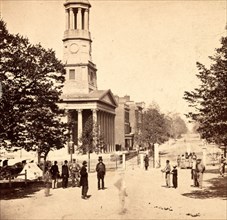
[196,159,205,189]
[69,159,81,187]
[161,160,171,188]
[80,161,89,199]
[96,156,106,190]
[171,165,178,188]
[50,161,60,189]
[61,160,69,188]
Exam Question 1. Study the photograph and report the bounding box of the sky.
[1,0,226,120]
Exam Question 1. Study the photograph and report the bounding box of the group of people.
[43,156,106,199]
[161,154,206,189]
[161,160,178,189]
[176,152,197,169]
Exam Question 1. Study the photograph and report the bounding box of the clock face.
[69,43,79,53]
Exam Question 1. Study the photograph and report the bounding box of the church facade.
[58,0,117,154]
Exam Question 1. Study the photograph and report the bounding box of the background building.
[58,0,117,156]
[115,95,145,151]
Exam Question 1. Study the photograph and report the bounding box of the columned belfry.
[59,0,117,154]
[62,0,97,95]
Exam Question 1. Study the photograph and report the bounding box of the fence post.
[122,153,126,170]
[25,170,27,186]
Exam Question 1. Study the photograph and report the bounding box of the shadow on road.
[0,182,44,200]
[182,175,227,200]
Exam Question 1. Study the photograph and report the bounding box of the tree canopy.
[184,36,227,148]
[0,20,68,159]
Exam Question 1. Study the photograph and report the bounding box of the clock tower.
[62,0,97,95]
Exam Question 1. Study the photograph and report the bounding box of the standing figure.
[196,159,205,189]
[177,155,181,168]
[144,154,149,170]
[69,159,81,187]
[114,171,128,215]
[96,156,106,190]
[50,161,59,189]
[43,166,52,196]
[162,160,171,187]
[62,160,69,188]
[191,157,199,187]
[80,160,89,199]
[180,154,185,169]
[171,165,178,188]
[219,154,226,177]
[188,153,192,168]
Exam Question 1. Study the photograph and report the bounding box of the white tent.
[17,161,42,180]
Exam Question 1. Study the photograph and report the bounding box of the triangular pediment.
[99,90,118,107]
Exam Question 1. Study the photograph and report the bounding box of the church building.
[58,0,117,154]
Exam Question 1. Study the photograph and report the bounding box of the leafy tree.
[79,115,104,171]
[79,115,105,154]
[0,20,68,164]
[166,113,188,139]
[184,36,227,154]
[138,106,170,151]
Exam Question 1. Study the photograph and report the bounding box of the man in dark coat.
[80,160,89,199]
[144,154,149,170]
[62,160,69,188]
[50,161,59,189]
[96,156,106,190]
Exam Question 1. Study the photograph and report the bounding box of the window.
[69,69,75,80]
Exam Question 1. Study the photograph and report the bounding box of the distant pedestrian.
[114,170,128,215]
[50,161,59,189]
[181,154,185,169]
[69,159,81,187]
[96,156,106,190]
[144,154,149,170]
[192,152,197,160]
[171,165,178,188]
[177,155,181,167]
[80,160,89,199]
[43,166,52,196]
[191,157,199,187]
[62,160,69,188]
[196,159,205,189]
[162,160,171,187]
[219,154,226,177]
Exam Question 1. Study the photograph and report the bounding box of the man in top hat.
[62,160,69,188]
[80,161,89,199]
[96,156,106,190]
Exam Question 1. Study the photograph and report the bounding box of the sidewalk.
[1,162,226,220]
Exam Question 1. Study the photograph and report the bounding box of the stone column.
[92,109,98,149]
[113,114,115,151]
[65,9,69,30]
[77,8,82,30]
[77,109,83,146]
[69,8,74,29]
[84,9,89,30]
[154,143,159,168]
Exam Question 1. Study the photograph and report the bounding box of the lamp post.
[68,140,74,163]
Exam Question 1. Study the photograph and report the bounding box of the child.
[43,166,52,196]
[171,165,178,189]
